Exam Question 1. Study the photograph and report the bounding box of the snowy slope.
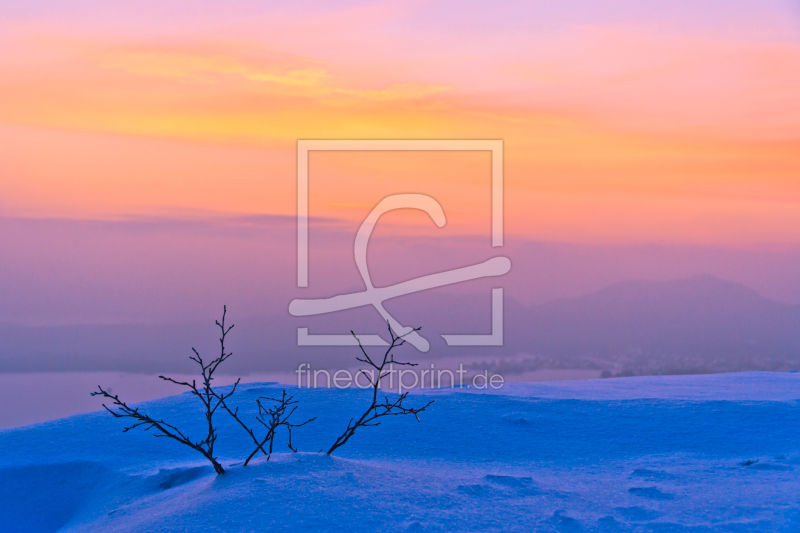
[0,372,798,532]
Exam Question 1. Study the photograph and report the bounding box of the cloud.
[81,39,452,103]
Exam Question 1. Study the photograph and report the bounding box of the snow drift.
[0,372,798,532]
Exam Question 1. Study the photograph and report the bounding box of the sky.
[1,1,800,337]
[1,0,799,246]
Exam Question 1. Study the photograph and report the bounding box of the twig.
[327,322,433,455]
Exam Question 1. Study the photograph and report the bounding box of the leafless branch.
[91,305,240,475]
[92,384,226,474]
[327,322,434,455]
[237,390,316,465]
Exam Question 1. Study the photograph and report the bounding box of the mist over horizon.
[2,260,797,378]
[2,201,799,382]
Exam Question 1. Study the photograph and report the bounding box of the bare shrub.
[327,324,434,455]
[93,309,433,470]
[220,389,315,466]
[92,306,243,474]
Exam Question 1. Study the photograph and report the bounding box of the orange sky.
[1,1,799,246]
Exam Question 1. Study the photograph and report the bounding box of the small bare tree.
[219,389,315,466]
[92,306,242,474]
[327,324,434,455]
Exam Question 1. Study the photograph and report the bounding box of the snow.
[461,370,800,401]
[0,371,798,532]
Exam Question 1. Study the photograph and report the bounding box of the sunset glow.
[1,1,799,245]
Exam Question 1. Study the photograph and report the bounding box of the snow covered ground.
[0,371,798,532]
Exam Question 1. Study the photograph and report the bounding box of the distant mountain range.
[1,275,798,376]
[504,274,800,376]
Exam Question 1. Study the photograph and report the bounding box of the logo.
[289,140,510,351]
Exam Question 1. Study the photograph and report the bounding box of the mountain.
[505,274,800,375]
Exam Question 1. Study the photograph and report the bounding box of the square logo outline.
[295,139,505,348]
